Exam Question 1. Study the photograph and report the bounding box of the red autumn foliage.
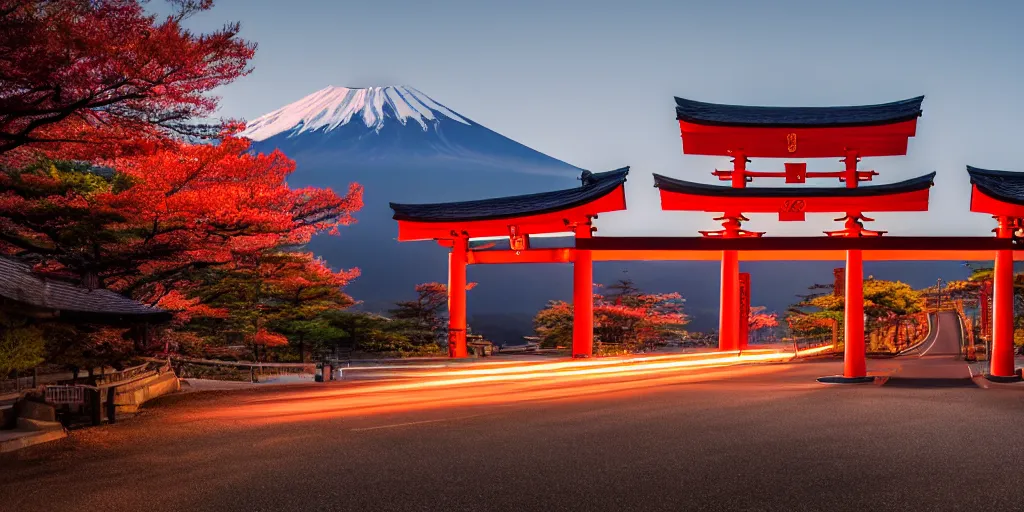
[253,329,288,348]
[266,253,360,303]
[0,1,364,364]
[0,0,255,161]
[0,127,363,311]
[533,283,688,351]
[748,306,779,331]
[156,289,229,323]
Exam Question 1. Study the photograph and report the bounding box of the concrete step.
[0,420,66,454]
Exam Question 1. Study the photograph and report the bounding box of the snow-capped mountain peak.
[240,86,472,141]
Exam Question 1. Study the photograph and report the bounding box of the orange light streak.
[795,345,835,357]
[200,351,800,413]
[188,363,796,427]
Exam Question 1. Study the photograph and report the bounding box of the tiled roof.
[967,166,1024,206]
[674,96,924,128]
[653,172,936,198]
[391,167,629,222]
[0,257,170,320]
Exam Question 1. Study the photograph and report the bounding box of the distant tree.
[390,283,449,339]
[532,280,688,353]
[0,313,45,378]
[182,250,357,361]
[604,278,642,305]
[786,278,924,352]
[533,300,573,349]
[747,306,779,344]
[595,289,687,351]
[390,282,475,352]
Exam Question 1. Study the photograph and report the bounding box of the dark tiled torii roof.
[674,96,924,128]
[390,167,629,222]
[653,172,936,198]
[0,257,171,321]
[967,166,1024,206]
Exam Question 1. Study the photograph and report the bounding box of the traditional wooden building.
[0,257,171,325]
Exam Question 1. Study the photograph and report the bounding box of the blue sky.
[186,0,1024,238]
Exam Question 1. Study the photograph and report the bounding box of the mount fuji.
[244,86,587,343]
[242,86,580,176]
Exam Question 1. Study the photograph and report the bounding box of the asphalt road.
[903,311,964,357]
[3,358,1024,512]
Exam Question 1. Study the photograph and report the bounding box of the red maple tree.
[748,306,779,331]
[0,127,363,309]
[0,1,365,365]
[0,0,255,162]
[533,280,688,352]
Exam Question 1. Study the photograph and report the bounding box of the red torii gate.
[389,95,1023,384]
[390,168,629,358]
[654,173,934,365]
[967,166,1024,381]
[659,95,930,382]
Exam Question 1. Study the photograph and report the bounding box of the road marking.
[967,365,989,389]
[350,413,490,432]
[919,316,942,357]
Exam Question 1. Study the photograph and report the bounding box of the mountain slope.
[243,86,578,176]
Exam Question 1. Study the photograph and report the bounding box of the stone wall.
[112,371,180,414]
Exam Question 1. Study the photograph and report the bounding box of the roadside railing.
[0,375,35,395]
[93,362,151,387]
[44,385,87,406]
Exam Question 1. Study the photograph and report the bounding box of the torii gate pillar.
[573,226,594,358]
[719,250,740,351]
[843,249,867,379]
[448,235,469,358]
[989,217,1017,379]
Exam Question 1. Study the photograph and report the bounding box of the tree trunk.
[298,336,305,363]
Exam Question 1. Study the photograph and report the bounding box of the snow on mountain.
[241,86,472,141]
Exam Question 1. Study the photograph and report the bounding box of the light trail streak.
[187,363,797,426]
[255,350,797,404]
[181,351,808,426]
[794,345,836,357]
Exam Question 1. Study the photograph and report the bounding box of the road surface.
[902,311,964,357]
[890,312,974,386]
[3,356,1024,512]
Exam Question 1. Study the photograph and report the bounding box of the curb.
[0,422,66,454]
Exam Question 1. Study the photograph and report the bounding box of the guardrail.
[44,385,87,405]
